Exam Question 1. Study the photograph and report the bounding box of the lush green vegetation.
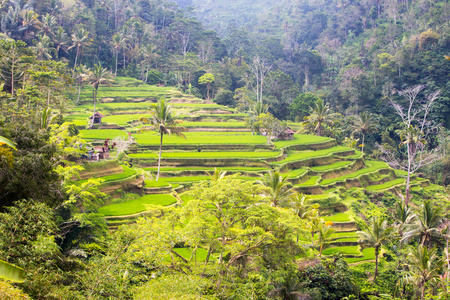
[273,134,333,148]
[276,146,352,164]
[321,161,390,185]
[1,0,449,296]
[134,131,267,145]
[129,151,279,159]
[98,194,178,216]
[79,129,128,140]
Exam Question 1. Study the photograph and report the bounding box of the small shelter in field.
[277,127,295,140]
[89,112,104,124]
[94,146,110,159]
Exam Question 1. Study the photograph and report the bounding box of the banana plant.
[0,136,16,149]
[0,260,25,282]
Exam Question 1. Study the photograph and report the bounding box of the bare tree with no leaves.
[249,56,271,104]
[378,85,442,205]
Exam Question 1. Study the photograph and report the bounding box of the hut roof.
[89,112,104,119]
[284,127,295,134]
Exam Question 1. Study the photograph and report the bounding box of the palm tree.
[290,193,319,219]
[398,125,427,205]
[317,222,335,256]
[208,168,227,181]
[303,98,337,136]
[110,32,127,77]
[82,64,113,127]
[140,44,156,83]
[401,200,443,248]
[52,27,70,58]
[74,64,89,104]
[139,99,187,181]
[268,272,309,300]
[247,100,269,135]
[406,246,441,299]
[357,216,393,282]
[350,111,378,154]
[33,34,55,60]
[18,9,41,40]
[68,28,92,71]
[393,201,415,238]
[39,13,58,37]
[258,170,294,207]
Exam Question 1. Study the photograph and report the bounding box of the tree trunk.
[11,60,14,97]
[156,131,163,181]
[317,123,322,136]
[145,63,149,83]
[374,246,379,282]
[91,88,97,128]
[405,143,412,206]
[47,86,51,107]
[362,133,365,154]
[74,46,79,71]
[115,52,118,77]
[76,84,82,104]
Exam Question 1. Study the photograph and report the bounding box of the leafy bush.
[214,89,234,106]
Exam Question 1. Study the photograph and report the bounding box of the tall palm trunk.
[362,133,365,154]
[76,84,81,104]
[91,88,97,128]
[74,46,80,71]
[156,131,163,181]
[115,53,118,77]
[374,246,379,282]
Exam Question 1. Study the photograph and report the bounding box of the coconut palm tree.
[110,32,127,77]
[393,201,415,238]
[52,27,70,58]
[139,99,187,181]
[401,200,443,248]
[208,168,227,181]
[74,64,90,104]
[317,222,335,256]
[39,13,58,37]
[33,34,55,60]
[406,245,441,299]
[268,272,309,300]
[82,64,113,127]
[68,28,92,71]
[303,98,337,136]
[357,216,393,282]
[18,9,41,40]
[247,100,269,135]
[350,111,378,154]
[258,170,294,207]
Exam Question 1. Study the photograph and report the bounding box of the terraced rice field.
[68,77,418,263]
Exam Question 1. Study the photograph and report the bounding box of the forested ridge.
[0,0,450,299]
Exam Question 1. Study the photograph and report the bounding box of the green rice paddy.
[276,146,352,164]
[98,194,178,216]
[128,151,280,159]
[134,131,267,145]
[321,161,390,185]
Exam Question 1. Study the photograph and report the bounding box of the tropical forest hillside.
[0,0,450,299]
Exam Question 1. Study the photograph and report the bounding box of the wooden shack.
[94,146,110,159]
[277,127,295,140]
[89,112,104,124]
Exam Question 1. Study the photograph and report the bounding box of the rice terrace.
[66,77,444,266]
